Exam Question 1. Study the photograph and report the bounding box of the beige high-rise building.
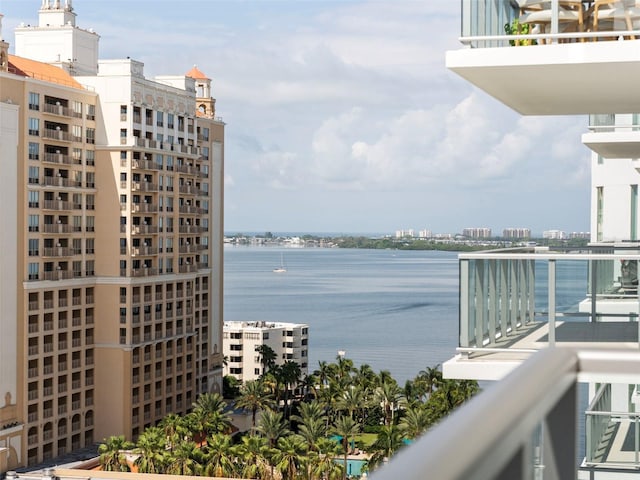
[0,1,224,471]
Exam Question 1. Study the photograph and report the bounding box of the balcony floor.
[444,320,639,381]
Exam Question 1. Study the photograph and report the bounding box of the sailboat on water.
[273,253,287,273]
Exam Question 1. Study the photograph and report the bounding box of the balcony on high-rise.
[444,245,640,380]
[446,0,640,115]
[582,113,640,157]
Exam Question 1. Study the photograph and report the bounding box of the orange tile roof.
[185,65,209,80]
[8,54,84,89]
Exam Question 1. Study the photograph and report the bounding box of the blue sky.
[0,0,591,236]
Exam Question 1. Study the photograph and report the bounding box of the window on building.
[28,263,39,280]
[86,128,95,144]
[156,111,163,127]
[28,166,39,184]
[86,172,95,188]
[29,92,40,110]
[167,114,174,129]
[28,191,39,208]
[72,101,82,118]
[86,104,96,121]
[28,142,39,160]
[28,239,39,256]
[120,105,127,121]
[28,215,39,232]
[72,148,82,164]
[29,118,40,136]
[86,150,95,166]
[72,125,82,142]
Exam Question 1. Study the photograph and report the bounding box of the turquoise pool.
[334,459,367,478]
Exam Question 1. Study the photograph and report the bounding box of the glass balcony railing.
[586,382,640,468]
[461,0,640,48]
[588,113,640,132]
[459,246,640,356]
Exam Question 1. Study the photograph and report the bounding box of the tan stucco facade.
[0,2,225,470]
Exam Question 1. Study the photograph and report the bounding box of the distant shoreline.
[224,234,589,252]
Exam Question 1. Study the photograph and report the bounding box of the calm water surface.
[223,246,459,384]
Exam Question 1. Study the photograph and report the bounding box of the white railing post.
[460,259,470,348]
[489,259,497,342]
[549,260,556,346]
[500,259,509,338]
[476,259,486,347]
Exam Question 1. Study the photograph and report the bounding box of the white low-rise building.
[223,321,309,383]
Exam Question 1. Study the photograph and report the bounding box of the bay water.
[223,246,460,384]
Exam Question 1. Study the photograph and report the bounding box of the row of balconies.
[41,200,90,211]
[132,348,188,365]
[130,158,209,178]
[119,203,209,215]
[129,307,196,324]
[119,224,209,235]
[118,264,203,277]
[27,360,95,383]
[28,296,93,310]
[27,318,93,335]
[130,137,201,156]
[122,289,197,304]
[27,339,92,358]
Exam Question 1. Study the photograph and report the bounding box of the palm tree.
[375,381,404,426]
[416,365,443,400]
[354,364,377,391]
[294,399,326,425]
[311,439,344,480]
[335,355,354,381]
[134,427,167,473]
[273,435,306,480]
[98,435,133,472]
[236,379,276,429]
[189,392,231,439]
[233,434,272,480]
[202,433,237,477]
[256,344,277,375]
[367,424,405,470]
[165,440,202,476]
[280,360,302,419]
[331,416,360,480]
[159,413,187,451]
[297,416,327,454]
[336,385,365,422]
[258,409,290,448]
[399,405,431,440]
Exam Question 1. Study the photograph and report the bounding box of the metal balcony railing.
[371,348,640,480]
[459,0,640,48]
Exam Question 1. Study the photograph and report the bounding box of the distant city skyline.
[224,226,590,238]
[2,0,592,233]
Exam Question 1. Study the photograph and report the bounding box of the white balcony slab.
[446,40,640,115]
[582,131,640,158]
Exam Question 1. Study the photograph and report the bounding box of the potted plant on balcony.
[504,19,537,46]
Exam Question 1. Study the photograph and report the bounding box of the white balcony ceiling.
[582,131,640,158]
[446,40,640,115]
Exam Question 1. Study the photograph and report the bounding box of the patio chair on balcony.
[518,0,585,43]
[590,0,640,40]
